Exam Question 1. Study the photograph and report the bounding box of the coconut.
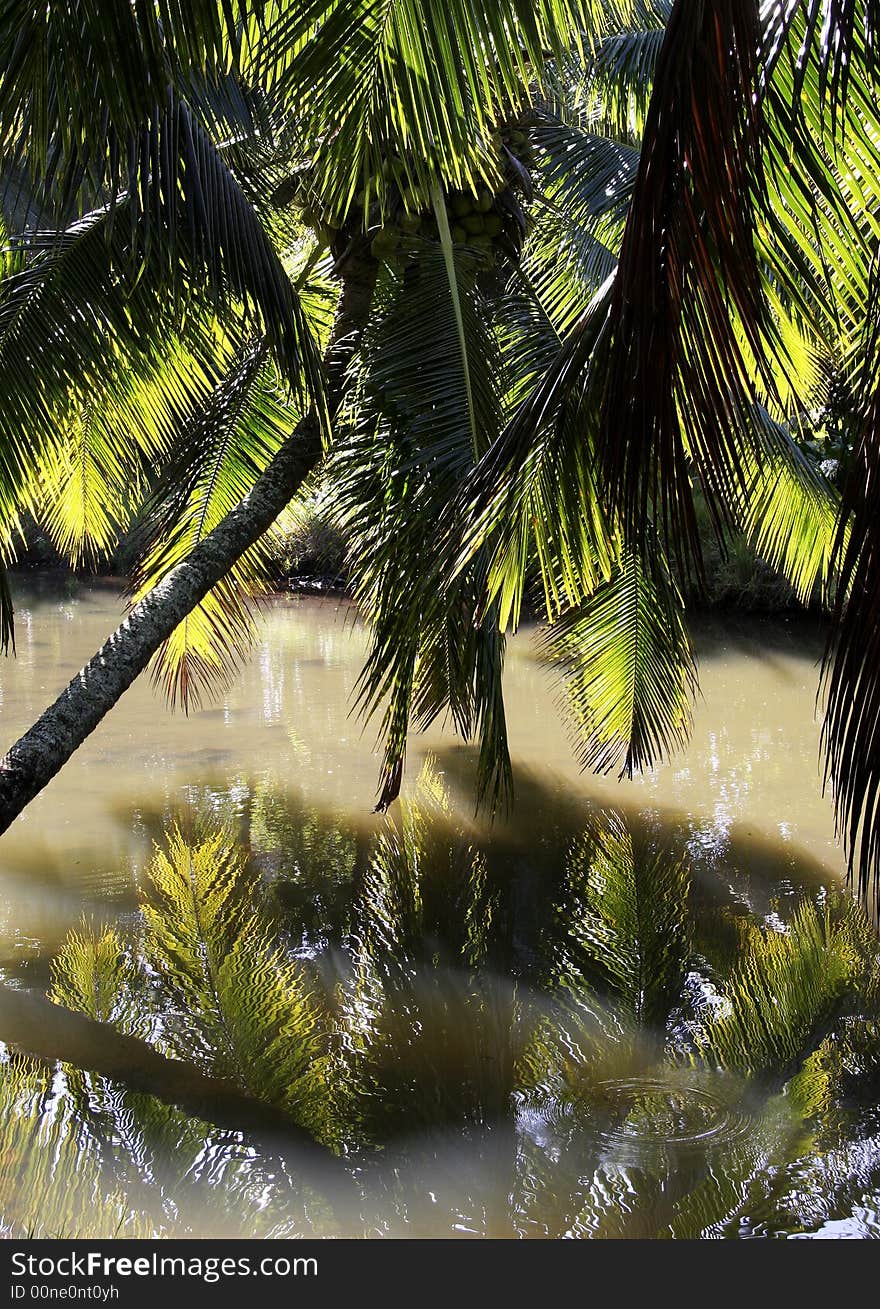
[451,195,473,218]
[463,213,485,234]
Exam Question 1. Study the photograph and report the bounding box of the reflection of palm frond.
[555,811,691,1029]
[695,898,865,1078]
[143,828,331,1136]
[0,1054,153,1238]
[50,920,137,1029]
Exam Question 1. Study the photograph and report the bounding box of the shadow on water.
[1,758,879,1238]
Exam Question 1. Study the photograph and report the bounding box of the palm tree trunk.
[0,243,378,834]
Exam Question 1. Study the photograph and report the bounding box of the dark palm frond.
[764,7,880,899]
[597,0,774,572]
[0,4,323,396]
[823,379,880,898]
[158,95,323,391]
[0,0,263,175]
[531,116,639,231]
[333,243,512,809]
[539,541,696,778]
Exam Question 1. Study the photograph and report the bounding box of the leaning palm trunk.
[0,245,378,834]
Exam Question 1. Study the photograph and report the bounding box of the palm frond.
[456,276,617,631]
[333,244,512,808]
[264,0,614,222]
[739,412,842,606]
[539,542,696,777]
[597,0,774,570]
[0,0,263,176]
[580,0,671,134]
[131,342,304,710]
[824,380,880,898]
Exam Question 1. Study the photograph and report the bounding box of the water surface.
[1,583,876,1240]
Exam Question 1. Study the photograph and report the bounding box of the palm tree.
[437,0,880,895]
[0,0,876,907]
[0,0,610,828]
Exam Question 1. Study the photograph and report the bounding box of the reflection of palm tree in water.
[2,765,880,1237]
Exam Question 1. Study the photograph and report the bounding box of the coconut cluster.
[274,120,534,272]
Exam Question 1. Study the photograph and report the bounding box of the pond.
[0,582,878,1239]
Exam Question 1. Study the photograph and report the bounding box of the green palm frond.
[264,0,616,222]
[578,0,671,134]
[457,276,616,632]
[131,342,305,710]
[33,338,219,568]
[764,0,880,136]
[540,543,696,777]
[36,406,140,567]
[739,416,842,606]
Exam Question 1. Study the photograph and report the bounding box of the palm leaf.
[333,243,512,808]
[264,0,614,222]
[131,342,304,709]
[539,543,696,777]
[597,0,774,570]
[738,411,842,606]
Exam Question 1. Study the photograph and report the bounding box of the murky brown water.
[1,582,877,1239]
[0,584,842,891]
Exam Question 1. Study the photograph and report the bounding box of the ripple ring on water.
[590,1077,752,1157]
